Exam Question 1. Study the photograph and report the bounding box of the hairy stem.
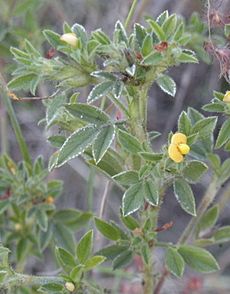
[0,73,32,165]
[143,263,154,294]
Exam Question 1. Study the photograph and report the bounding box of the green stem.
[142,207,159,294]
[2,272,64,289]
[178,180,219,245]
[0,73,32,165]
[143,263,154,294]
[0,102,8,153]
[124,0,139,29]
[87,167,96,212]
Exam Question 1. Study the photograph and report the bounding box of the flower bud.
[46,196,54,204]
[223,91,230,103]
[15,223,22,231]
[65,282,75,292]
[60,33,78,47]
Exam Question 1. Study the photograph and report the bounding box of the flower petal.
[178,143,190,155]
[168,144,184,163]
[171,133,187,145]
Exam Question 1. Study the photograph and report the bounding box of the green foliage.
[165,248,185,277]
[178,245,219,273]
[173,179,196,216]
[1,5,230,293]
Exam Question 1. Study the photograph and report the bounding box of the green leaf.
[162,14,177,38]
[198,205,219,233]
[120,212,140,230]
[147,19,166,41]
[141,52,163,66]
[143,179,159,206]
[178,245,219,273]
[88,148,123,177]
[192,117,217,139]
[178,111,192,135]
[65,103,109,125]
[8,74,37,90]
[93,125,115,163]
[39,223,53,252]
[39,283,63,293]
[173,23,184,41]
[141,34,153,57]
[117,129,142,153]
[43,30,61,48]
[219,158,230,185]
[84,255,106,271]
[96,244,129,260]
[177,52,198,63]
[188,107,204,124]
[56,125,99,167]
[36,209,48,232]
[134,23,147,47]
[76,230,93,263]
[165,248,185,277]
[194,238,215,247]
[72,23,88,46]
[70,265,84,281]
[46,94,67,126]
[207,153,221,172]
[91,71,117,81]
[139,152,163,162]
[173,179,196,216]
[53,223,75,254]
[183,160,208,183]
[113,170,139,186]
[91,29,111,45]
[213,91,224,100]
[122,182,144,216]
[213,226,230,244]
[112,250,133,270]
[10,47,29,59]
[202,102,225,113]
[25,39,40,57]
[17,238,30,262]
[113,80,123,99]
[215,119,230,149]
[95,218,120,241]
[114,21,128,44]
[56,247,76,268]
[156,10,169,25]
[88,81,114,103]
[156,74,176,97]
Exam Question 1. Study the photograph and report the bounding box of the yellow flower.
[65,282,75,292]
[60,33,78,47]
[45,196,55,204]
[168,133,190,163]
[223,91,230,103]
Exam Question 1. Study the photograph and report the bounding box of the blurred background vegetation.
[0,0,229,293]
